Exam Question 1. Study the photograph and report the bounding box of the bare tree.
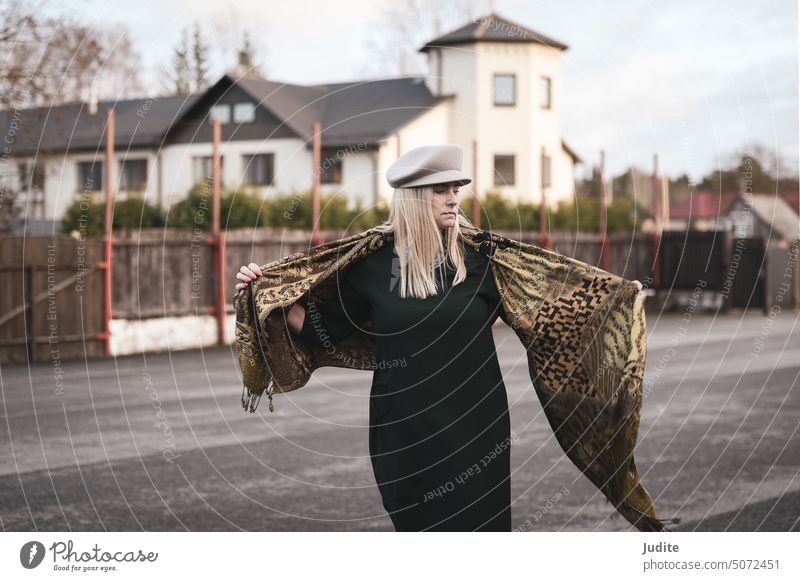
[0,1,146,108]
[95,24,146,99]
[209,4,268,77]
[360,0,496,79]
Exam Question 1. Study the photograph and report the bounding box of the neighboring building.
[726,194,800,246]
[667,191,739,231]
[1,12,581,224]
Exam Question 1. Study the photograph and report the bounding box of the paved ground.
[1,310,798,532]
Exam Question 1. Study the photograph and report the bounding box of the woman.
[235,144,643,532]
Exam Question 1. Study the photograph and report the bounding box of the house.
[667,191,739,231]
[1,12,581,224]
[726,194,800,246]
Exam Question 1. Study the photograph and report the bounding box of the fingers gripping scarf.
[232,224,680,532]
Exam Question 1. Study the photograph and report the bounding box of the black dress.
[298,238,512,531]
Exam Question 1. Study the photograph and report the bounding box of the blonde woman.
[235,145,642,532]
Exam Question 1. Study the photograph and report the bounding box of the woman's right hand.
[235,262,264,291]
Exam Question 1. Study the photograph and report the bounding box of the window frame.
[242,153,275,186]
[76,160,103,193]
[493,154,516,186]
[541,150,551,189]
[209,103,231,125]
[233,102,257,124]
[540,76,552,109]
[118,158,148,192]
[192,155,225,187]
[493,73,516,106]
[319,147,343,184]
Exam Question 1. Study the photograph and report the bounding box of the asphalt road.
[1,311,798,532]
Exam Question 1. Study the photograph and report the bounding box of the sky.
[47,0,799,183]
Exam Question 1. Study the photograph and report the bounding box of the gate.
[726,236,766,310]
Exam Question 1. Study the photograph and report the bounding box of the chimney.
[88,80,98,115]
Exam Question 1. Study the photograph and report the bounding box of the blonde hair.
[372,184,475,299]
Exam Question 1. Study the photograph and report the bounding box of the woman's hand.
[235,262,264,291]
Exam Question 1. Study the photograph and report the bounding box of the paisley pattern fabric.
[232,224,679,532]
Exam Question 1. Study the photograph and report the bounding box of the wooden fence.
[2,228,793,364]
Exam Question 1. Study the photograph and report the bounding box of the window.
[541,150,551,188]
[493,74,516,106]
[540,77,552,109]
[119,159,148,191]
[193,155,224,187]
[18,160,45,191]
[540,76,552,109]
[77,161,103,192]
[493,155,515,186]
[242,153,274,186]
[233,102,256,123]
[209,104,231,124]
[320,148,343,184]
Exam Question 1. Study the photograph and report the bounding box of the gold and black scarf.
[232,224,679,532]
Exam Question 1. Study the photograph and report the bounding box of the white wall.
[426,40,576,208]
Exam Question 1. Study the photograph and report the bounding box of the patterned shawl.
[232,224,679,532]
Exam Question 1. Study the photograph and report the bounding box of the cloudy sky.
[54,0,799,182]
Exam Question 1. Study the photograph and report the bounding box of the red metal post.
[538,185,551,250]
[310,122,324,247]
[598,150,611,271]
[99,108,114,356]
[472,139,480,228]
[212,117,226,345]
[651,153,661,288]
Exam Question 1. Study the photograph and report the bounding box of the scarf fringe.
[240,378,276,413]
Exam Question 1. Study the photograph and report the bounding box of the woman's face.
[431,181,460,229]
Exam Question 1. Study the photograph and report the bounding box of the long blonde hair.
[372,185,475,299]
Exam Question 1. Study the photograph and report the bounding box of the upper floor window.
[540,76,552,109]
[77,160,103,192]
[119,158,148,192]
[233,102,256,123]
[494,154,515,186]
[209,103,231,124]
[320,148,343,184]
[493,74,516,106]
[242,153,274,186]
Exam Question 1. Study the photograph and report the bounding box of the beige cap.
[386,144,472,189]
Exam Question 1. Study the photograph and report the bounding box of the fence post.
[26,265,36,363]
[99,107,115,356]
[212,116,226,346]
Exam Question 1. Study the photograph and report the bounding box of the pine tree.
[171,28,191,94]
[192,21,210,90]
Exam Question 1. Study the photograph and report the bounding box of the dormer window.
[209,104,230,124]
[233,102,256,123]
[493,74,516,106]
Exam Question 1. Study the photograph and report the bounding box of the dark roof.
[0,93,202,155]
[236,74,452,147]
[561,140,581,164]
[420,12,568,53]
[0,74,450,155]
[669,191,739,220]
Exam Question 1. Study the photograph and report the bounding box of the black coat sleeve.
[297,267,371,347]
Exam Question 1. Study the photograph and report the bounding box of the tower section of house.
[420,12,580,207]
